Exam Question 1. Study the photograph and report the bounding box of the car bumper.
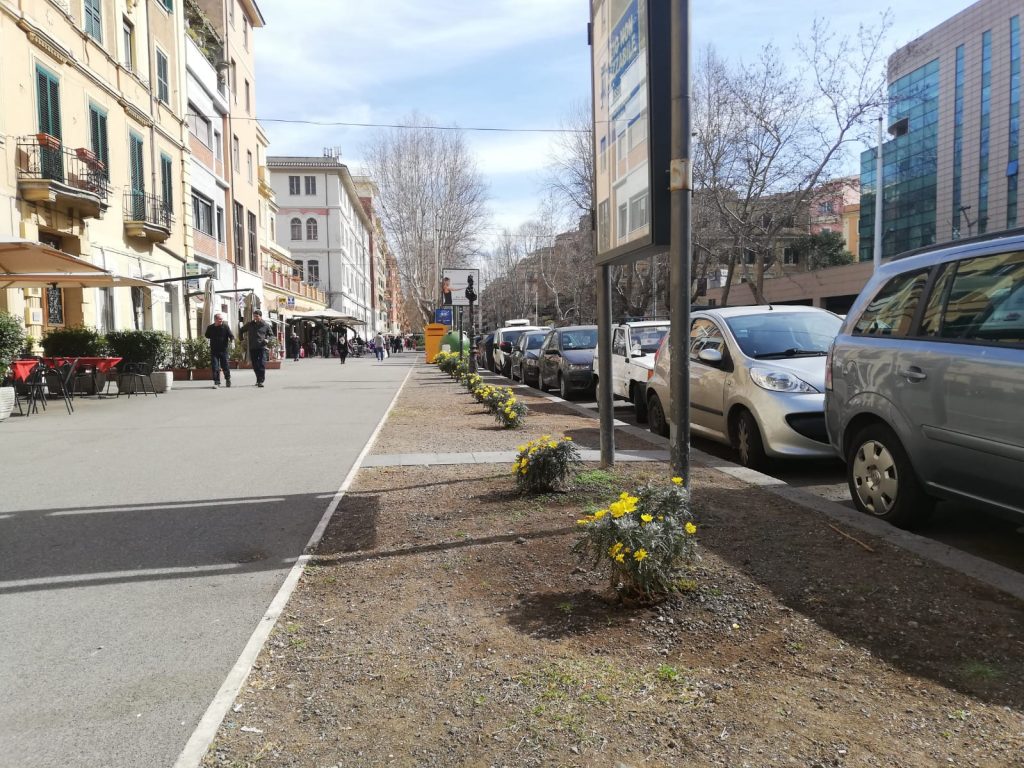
[741,390,837,459]
[563,370,595,390]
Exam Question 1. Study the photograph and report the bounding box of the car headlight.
[749,367,819,393]
[568,363,592,371]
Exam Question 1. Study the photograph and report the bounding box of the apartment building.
[267,155,373,326]
[860,0,1021,259]
[352,176,395,334]
[0,0,191,336]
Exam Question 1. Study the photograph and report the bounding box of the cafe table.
[43,357,123,396]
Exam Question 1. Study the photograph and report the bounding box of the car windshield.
[630,326,668,353]
[724,312,841,359]
[524,333,545,350]
[560,329,598,350]
[503,330,525,346]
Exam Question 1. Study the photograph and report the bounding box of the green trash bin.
[440,331,471,356]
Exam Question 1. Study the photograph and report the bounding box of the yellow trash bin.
[424,323,449,363]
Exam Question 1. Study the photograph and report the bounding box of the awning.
[0,238,109,275]
[291,308,367,326]
[0,272,157,289]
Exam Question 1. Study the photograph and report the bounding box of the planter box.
[151,371,172,393]
[266,361,281,370]
[191,367,213,381]
[171,368,191,381]
[0,386,15,421]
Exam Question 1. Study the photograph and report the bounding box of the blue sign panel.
[434,307,453,326]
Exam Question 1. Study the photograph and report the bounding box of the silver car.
[646,306,842,468]
[826,232,1024,528]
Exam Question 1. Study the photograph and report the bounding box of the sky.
[254,0,978,243]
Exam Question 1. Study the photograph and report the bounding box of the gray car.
[826,232,1024,528]
[646,306,842,468]
[538,325,598,399]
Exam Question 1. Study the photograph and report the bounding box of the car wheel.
[648,393,669,437]
[510,362,519,381]
[734,409,768,470]
[632,385,648,423]
[538,369,550,392]
[558,373,571,400]
[847,422,933,528]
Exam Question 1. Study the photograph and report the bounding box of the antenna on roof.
[323,147,343,160]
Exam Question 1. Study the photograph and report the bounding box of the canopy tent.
[289,309,367,358]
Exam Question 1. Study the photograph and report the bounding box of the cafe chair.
[72,361,100,398]
[47,359,76,414]
[22,361,73,415]
[116,362,157,398]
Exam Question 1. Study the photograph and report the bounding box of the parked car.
[538,325,599,399]
[493,323,545,376]
[510,330,547,385]
[476,332,495,371]
[595,320,670,422]
[646,306,842,468]
[826,232,1024,528]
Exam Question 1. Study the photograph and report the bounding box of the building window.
[216,205,225,241]
[88,103,109,180]
[817,201,834,215]
[1008,16,1021,228]
[288,175,300,195]
[192,192,214,235]
[161,0,173,11]
[230,59,237,103]
[304,175,316,195]
[47,285,64,325]
[232,136,239,172]
[156,50,169,104]
[306,218,318,240]
[187,105,211,146]
[84,0,102,43]
[979,30,993,235]
[233,202,244,264]
[953,44,965,237]
[213,129,222,160]
[599,136,607,171]
[244,80,250,113]
[128,132,145,217]
[628,192,648,232]
[98,287,115,332]
[306,260,320,285]
[290,217,302,240]
[243,17,249,49]
[122,18,134,71]
[247,150,253,182]
[248,210,257,272]
[617,203,627,239]
[783,247,799,265]
[160,153,173,214]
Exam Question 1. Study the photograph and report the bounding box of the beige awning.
[0,238,108,275]
[0,272,158,289]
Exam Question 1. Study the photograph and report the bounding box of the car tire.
[558,373,570,400]
[632,385,648,423]
[734,409,768,470]
[511,362,519,382]
[648,393,669,437]
[846,422,933,528]
[538,369,549,392]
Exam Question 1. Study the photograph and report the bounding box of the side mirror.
[500,341,512,352]
[630,350,644,358]
[697,348,723,365]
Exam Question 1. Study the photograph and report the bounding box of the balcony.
[16,136,110,219]
[123,191,173,242]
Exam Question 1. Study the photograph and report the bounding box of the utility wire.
[239,117,592,134]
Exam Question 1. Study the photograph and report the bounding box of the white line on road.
[45,498,287,516]
[0,563,242,589]
[173,363,415,768]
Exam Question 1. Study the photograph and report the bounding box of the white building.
[267,155,372,325]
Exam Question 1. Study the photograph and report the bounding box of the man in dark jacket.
[204,313,234,388]
[240,309,274,387]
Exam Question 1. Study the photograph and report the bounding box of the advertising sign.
[591,0,670,265]
[439,268,480,307]
[434,307,453,326]
[185,261,203,292]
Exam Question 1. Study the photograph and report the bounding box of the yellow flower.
[633,549,648,561]
[548,441,558,449]
[563,436,573,441]
[576,516,594,525]
[685,522,697,535]
[640,514,653,524]
[608,542,623,557]
[517,445,526,452]
[609,501,627,518]
[593,508,608,520]
[672,476,684,485]
[615,553,625,563]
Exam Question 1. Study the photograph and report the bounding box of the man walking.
[204,313,234,388]
[240,309,274,387]
[338,330,349,364]
[373,331,386,362]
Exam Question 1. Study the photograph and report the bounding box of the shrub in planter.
[493,392,527,428]
[512,436,580,493]
[0,311,26,421]
[104,330,172,370]
[182,337,211,369]
[574,477,698,603]
[41,325,107,357]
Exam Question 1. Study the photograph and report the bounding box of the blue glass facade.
[978,31,993,234]
[1008,16,1020,228]
[953,46,965,236]
[859,60,940,261]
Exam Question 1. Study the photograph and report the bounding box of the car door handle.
[899,366,927,382]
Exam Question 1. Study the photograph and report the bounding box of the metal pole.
[596,263,615,467]
[669,0,692,481]
[873,116,883,272]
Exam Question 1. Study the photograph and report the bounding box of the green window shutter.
[129,132,145,219]
[36,67,63,182]
[160,154,173,213]
[84,0,102,41]
[89,105,110,180]
[156,52,169,103]
[162,0,173,11]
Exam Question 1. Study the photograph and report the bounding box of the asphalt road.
[0,354,413,768]
[500,367,1024,574]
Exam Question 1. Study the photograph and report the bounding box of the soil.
[202,365,1024,768]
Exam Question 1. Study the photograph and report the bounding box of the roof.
[700,305,835,318]
[266,156,346,169]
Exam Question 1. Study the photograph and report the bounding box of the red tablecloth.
[45,357,123,373]
[10,359,38,383]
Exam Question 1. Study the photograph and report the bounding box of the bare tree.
[363,113,489,327]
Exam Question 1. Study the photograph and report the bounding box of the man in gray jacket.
[240,309,275,387]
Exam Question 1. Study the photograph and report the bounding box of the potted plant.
[0,311,27,421]
[36,132,61,150]
[41,325,108,394]
[169,339,191,381]
[105,330,173,393]
[184,337,212,380]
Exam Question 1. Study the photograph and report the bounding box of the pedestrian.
[290,330,300,362]
[373,331,386,361]
[240,309,274,387]
[204,313,234,388]
[310,338,318,358]
[338,331,348,364]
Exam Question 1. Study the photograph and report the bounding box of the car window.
[929,250,1024,345]
[560,329,598,350]
[612,329,627,356]
[725,312,840,358]
[630,326,668,353]
[525,333,545,350]
[852,269,930,337]
[503,330,525,347]
[689,318,725,360]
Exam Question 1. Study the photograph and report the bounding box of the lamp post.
[465,275,477,372]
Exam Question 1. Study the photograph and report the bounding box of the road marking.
[0,564,241,590]
[173,363,415,768]
[45,498,287,516]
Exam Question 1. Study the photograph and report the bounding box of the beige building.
[1,0,193,338]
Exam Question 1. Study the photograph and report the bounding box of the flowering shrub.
[472,383,494,405]
[512,435,581,493]
[435,351,459,375]
[494,393,528,428]
[574,477,698,602]
[463,372,483,392]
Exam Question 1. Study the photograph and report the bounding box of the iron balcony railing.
[124,191,173,230]
[16,136,110,204]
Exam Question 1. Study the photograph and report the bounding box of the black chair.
[117,362,157,398]
[72,360,100,398]
[23,363,49,416]
[46,359,76,414]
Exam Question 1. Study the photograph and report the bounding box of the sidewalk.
[198,361,1024,768]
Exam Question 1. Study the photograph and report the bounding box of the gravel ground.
[201,364,1024,768]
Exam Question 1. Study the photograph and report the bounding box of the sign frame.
[590,0,671,267]
[440,267,480,308]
